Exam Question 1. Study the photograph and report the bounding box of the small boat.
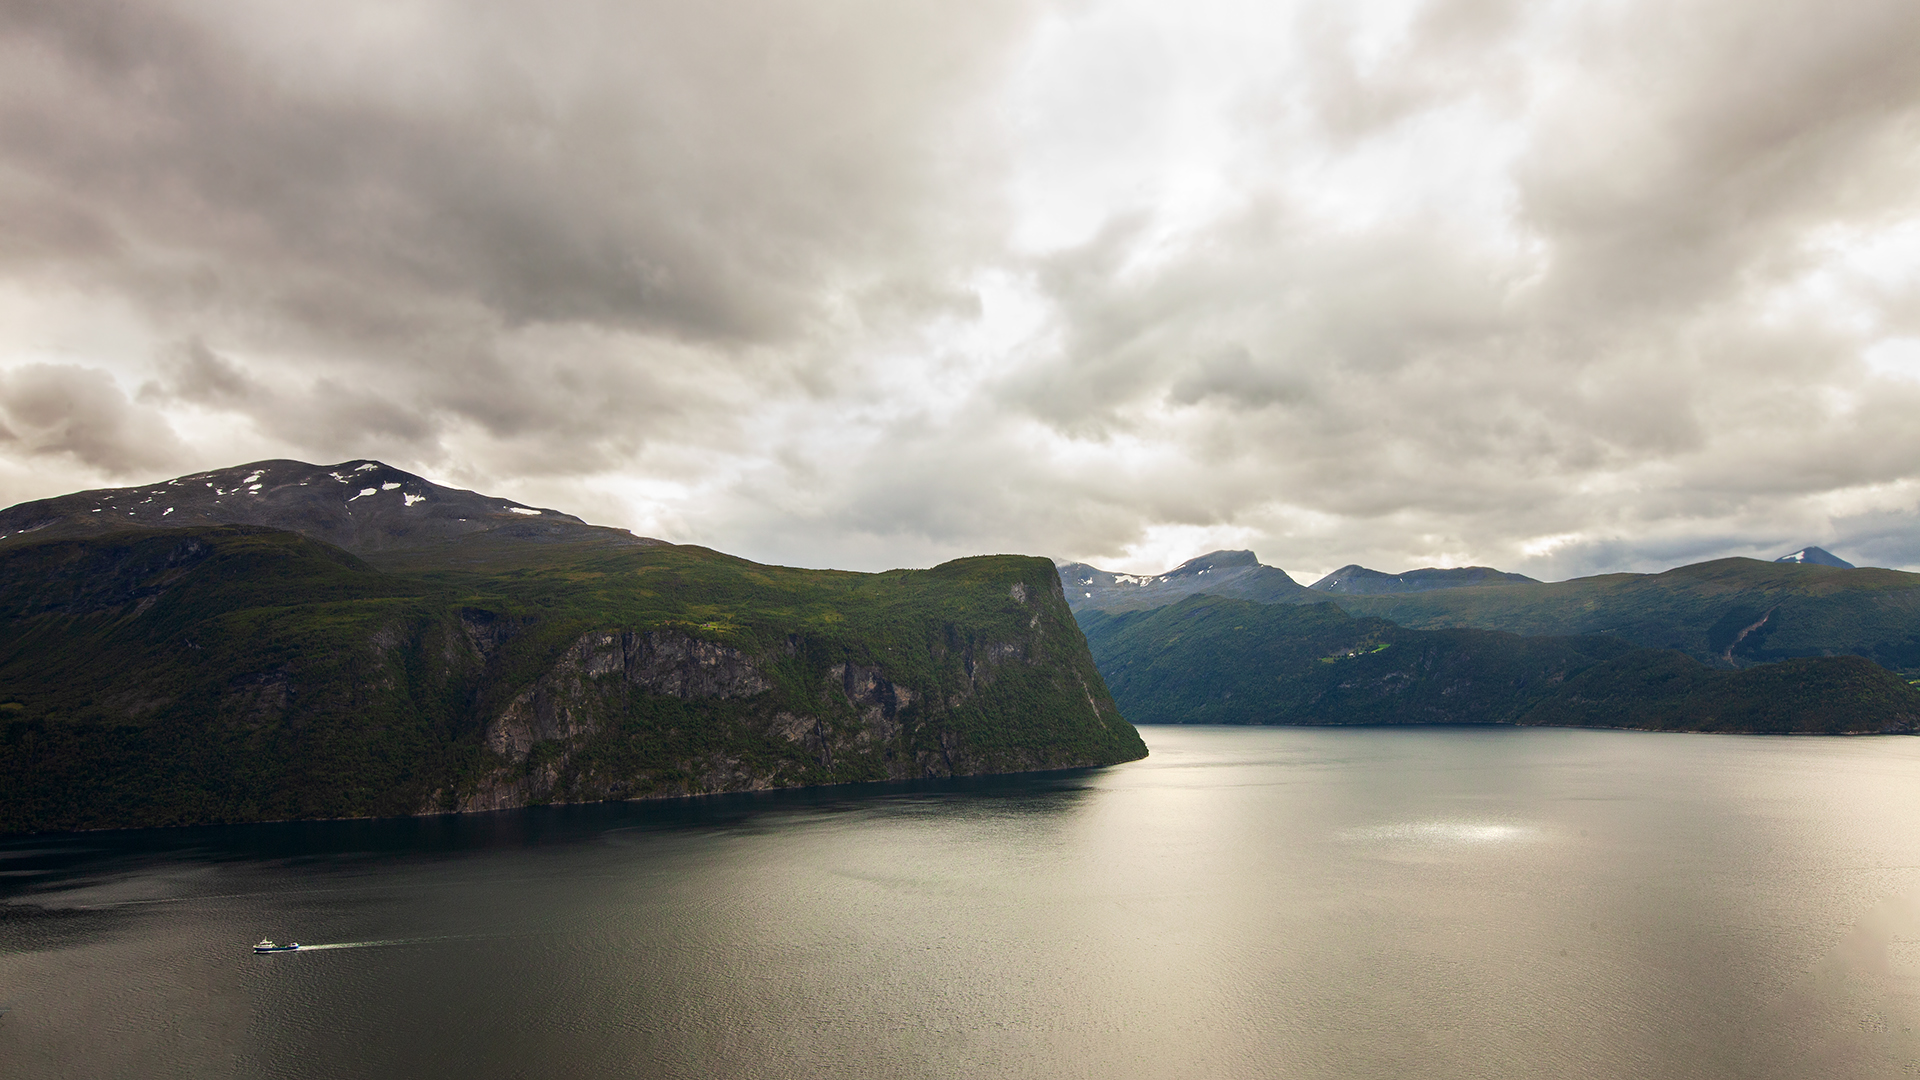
[253,939,300,953]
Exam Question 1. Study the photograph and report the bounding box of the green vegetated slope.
[1081,594,1920,733]
[0,527,1143,834]
[1325,559,1920,675]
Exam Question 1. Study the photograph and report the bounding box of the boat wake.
[295,935,475,952]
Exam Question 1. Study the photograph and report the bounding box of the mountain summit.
[1308,564,1539,594]
[1054,549,1311,613]
[0,459,657,556]
[1775,546,1854,569]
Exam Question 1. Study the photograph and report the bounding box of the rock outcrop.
[446,618,1081,814]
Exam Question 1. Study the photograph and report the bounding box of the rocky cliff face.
[441,578,1117,814]
[454,629,775,811]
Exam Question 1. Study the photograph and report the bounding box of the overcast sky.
[3,0,1919,580]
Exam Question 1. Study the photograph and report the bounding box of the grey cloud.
[147,338,432,446]
[141,336,694,476]
[0,0,1033,480]
[0,363,187,475]
[1167,349,1309,411]
[1519,0,1920,315]
[956,0,1920,577]
[0,0,1024,345]
[154,339,265,409]
[4,0,1920,580]
[0,0,1060,510]
[1295,0,1527,143]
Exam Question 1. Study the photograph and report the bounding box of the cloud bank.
[3,0,1919,579]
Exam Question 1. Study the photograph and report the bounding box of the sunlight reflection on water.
[1344,821,1539,843]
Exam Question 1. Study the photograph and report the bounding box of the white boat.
[252,939,300,953]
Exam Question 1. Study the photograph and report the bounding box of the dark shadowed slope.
[0,459,656,557]
[1054,550,1312,614]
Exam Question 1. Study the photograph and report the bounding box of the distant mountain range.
[1080,594,1918,734]
[1053,548,1544,613]
[1058,546,1861,612]
[1307,564,1539,594]
[1055,550,1312,614]
[1057,546,1894,671]
[1059,542,1920,732]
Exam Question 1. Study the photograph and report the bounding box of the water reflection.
[1343,821,1539,843]
[5,726,1920,1080]
[1,768,1103,908]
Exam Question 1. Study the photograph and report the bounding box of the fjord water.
[8,728,1920,1079]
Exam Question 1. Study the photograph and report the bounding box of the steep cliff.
[0,527,1144,834]
[435,555,1139,813]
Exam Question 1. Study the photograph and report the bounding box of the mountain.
[1776,546,1854,568]
[1320,557,1920,675]
[0,465,1145,834]
[1064,547,1920,733]
[1308,564,1539,594]
[1080,594,1920,733]
[1055,550,1536,611]
[0,458,654,558]
[1054,549,1312,614]
[1060,547,1915,677]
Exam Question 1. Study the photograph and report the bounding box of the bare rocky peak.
[0,458,660,556]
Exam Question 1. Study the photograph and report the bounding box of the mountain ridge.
[1322,556,1920,674]
[1308,564,1539,594]
[1055,549,1312,614]
[1058,546,1917,676]
[0,459,658,557]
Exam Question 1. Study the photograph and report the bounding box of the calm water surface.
[8,725,1920,1078]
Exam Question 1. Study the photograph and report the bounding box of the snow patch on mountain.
[1774,546,1854,568]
